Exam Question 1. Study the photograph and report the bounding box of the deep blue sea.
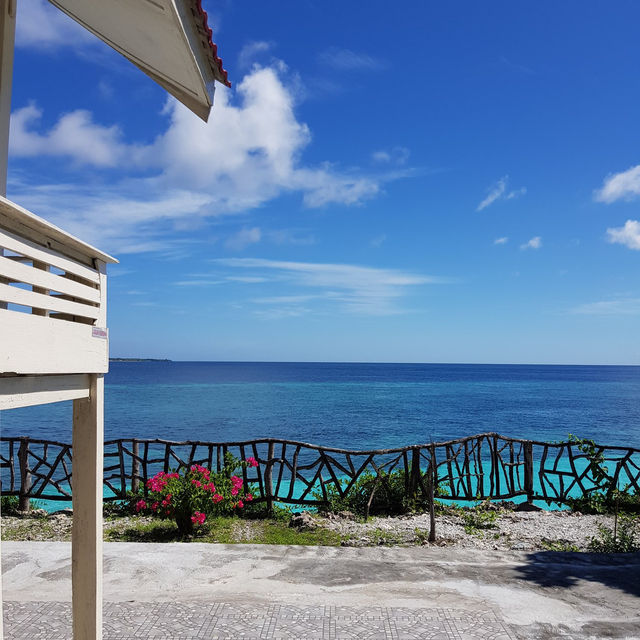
[2,362,640,449]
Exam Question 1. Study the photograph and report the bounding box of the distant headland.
[109,358,172,362]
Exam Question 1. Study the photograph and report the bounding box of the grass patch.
[0,519,69,541]
[462,510,499,535]
[104,516,344,546]
[540,539,581,552]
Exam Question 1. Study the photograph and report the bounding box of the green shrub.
[1,495,44,515]
[1,495,20,515]
[315,469,440,517]
[588,515,639,553]
[565,490,640,515]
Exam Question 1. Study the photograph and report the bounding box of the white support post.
[72,373,104,640]
[0,0,16,197]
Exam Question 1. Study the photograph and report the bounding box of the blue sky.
[7,1,640,364]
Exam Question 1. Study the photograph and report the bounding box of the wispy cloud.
[520,236,541,250]
[606,220,640,250]
[238,41,275,69]
[266,229,315,246]
[213,258,449,316]
[372,147,410,166]
[494,237,508,245]
[594,165,640,203]
[317,47,386,71]
[370,234,387,248]
[9,64,404,253]
[476,176,526,211]
[499,56,536,75]
[226,227,262,251]
[570,297,640,316]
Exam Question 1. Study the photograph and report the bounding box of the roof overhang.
[46,0,230,122]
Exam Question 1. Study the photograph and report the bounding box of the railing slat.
[0,255,100,303]
[0,282,99,319]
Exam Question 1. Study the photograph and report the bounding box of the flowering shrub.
[136,452,258,534]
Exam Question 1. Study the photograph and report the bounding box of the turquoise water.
[2,362,639,511]
[3,362,640,446]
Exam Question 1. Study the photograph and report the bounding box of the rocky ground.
[0,505,626,551]
[319,508,616,551]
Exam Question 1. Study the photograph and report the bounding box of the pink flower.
[231,487,238,496]
[151,501,159,512]
[191,511,206,525]
[237,500,244,509]
[246,457,259,468]
[135,499,147,512]
[212,494,223,503]
[245,494,253,502]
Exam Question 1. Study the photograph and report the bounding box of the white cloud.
[10,104,136,167]
[372,146,410,165]
[606,220,640,250]
[213,257,448,315]
[10,65,397,253]
[505,187,526,200]
[595,165,640,203]
[267,229,315,246]
[238,41,274,69]
[520,236,541,250]
[476,175,526,211]
[226,227,262,250]
[570,298,640,315]
[317,47,385,71]
[494,237,508,245]
[15,0,95,50]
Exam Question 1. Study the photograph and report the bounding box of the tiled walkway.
[4,601,516,639]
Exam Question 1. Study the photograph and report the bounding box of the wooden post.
[72,373,103,640]
[409,447,420,501]
[428,444,436,542]
[0,0,16,197]
[0,0,15,345]
[524,441,534,504]
[131,440,140,494]
[265,440,275,515]
[17,436,31,511]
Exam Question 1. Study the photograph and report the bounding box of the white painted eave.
[46,0,229,121]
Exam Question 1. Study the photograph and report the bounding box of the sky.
[6,0,640,364]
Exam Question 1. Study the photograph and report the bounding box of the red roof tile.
[194,0,231,88]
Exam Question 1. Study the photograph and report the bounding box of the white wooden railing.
[0,196,115,375]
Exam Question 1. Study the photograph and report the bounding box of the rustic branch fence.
[2,434,639,518]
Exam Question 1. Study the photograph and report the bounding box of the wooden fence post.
[409,447,420,500]
[131,440,140,494]
[18,437,31,512]
[265,440,275,515]
[524,441,534,504]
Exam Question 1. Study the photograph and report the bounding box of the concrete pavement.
[2,542,639,639]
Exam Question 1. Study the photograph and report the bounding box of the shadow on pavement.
[515,551,640,598]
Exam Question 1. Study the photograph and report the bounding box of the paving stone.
[3,600,517,639]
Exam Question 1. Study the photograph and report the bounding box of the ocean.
[2,362,640,449]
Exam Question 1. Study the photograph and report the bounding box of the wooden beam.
[0,374,90,409]
[0,0,16,197]
[72,374,104,640]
